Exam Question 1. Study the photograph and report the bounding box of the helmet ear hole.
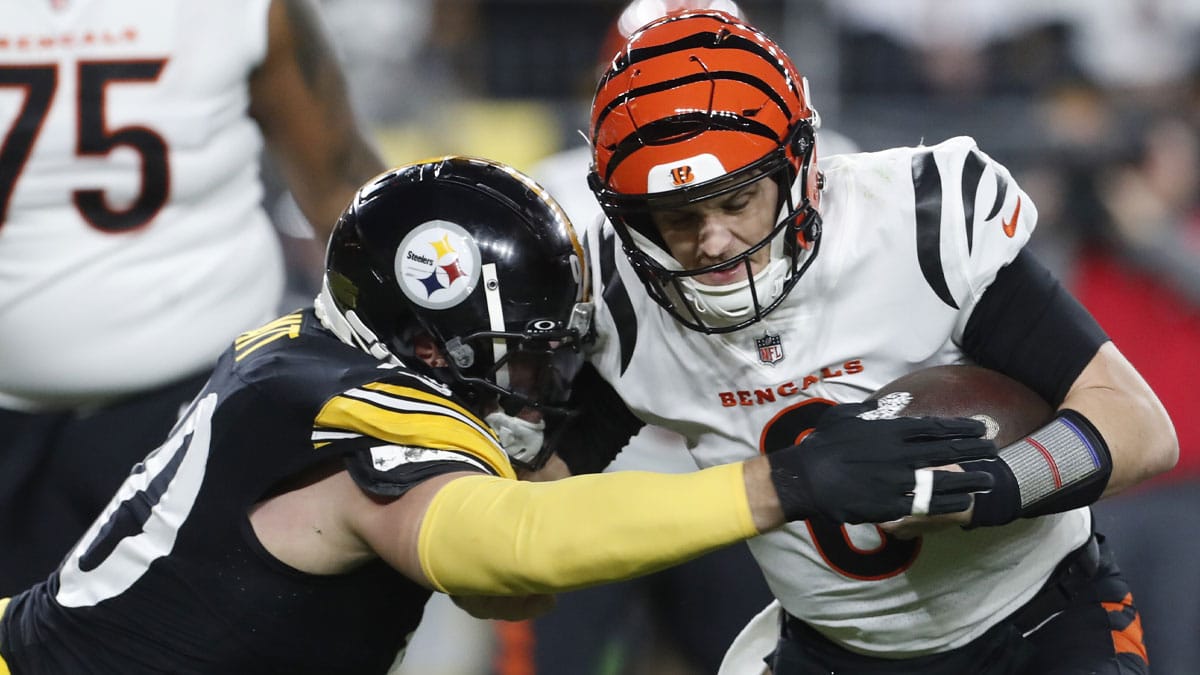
[790,122,812,158]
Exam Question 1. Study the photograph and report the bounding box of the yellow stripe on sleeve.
[418,463,757,595]
[316,384,515,479]
[0,596,9,675]
[361,382,493,435]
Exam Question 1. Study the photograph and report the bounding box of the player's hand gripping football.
[767,401,997,524]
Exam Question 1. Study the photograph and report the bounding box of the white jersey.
[0,0,284,409]
[582,136,1091,657]
[532,145,698,474]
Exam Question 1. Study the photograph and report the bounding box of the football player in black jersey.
[0,157,997,675]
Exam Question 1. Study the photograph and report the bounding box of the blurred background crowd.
[269,1,1200,673]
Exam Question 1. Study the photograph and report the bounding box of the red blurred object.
[1071,249,1200,482]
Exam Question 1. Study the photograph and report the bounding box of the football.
[866,364,1054,446]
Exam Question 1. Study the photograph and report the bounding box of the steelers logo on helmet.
[395,220,481,309]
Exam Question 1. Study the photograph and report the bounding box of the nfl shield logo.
[756,333,784,365]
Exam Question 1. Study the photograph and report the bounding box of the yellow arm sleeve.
[417,463,757,595]
[0,597,9,675]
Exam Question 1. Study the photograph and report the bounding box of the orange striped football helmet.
[587,10,822,333]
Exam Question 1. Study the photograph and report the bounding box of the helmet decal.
[395,220,482,310]
[649,153,725,191]
[323,155,594,470]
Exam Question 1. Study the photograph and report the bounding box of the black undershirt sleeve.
[344,450,488,499]
[549,363,646,475]
[961,249,1108,406]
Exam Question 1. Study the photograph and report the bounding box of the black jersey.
[0,309,514,675]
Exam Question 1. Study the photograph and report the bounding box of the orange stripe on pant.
[493,619,535,675]
[0,596,10,675]
[1102,592,1149,663]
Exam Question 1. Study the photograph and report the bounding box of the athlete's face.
[649,176,778,286]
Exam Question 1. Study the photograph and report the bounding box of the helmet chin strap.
[314,278,401,365]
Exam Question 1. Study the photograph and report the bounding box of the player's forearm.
[1060,343,1177,496]
[965,343,1177,527]
[417,463,763,595]
[413,404,997,592]
[743,455,785,531]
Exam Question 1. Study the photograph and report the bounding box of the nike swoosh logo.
[1002,196,1021,238]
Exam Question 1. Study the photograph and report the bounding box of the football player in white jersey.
[520,3,776,673]
[562,10,1178,674]
[0,0,385,595]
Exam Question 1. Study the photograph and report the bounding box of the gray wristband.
[967,409,1111,527]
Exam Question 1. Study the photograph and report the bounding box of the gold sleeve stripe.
[344,387,501,450]
[234,313,303,361]
[362,381,494,437]
[315,388,515,479]
[0,597,8,675]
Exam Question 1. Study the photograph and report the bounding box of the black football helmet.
[320,157,592,465]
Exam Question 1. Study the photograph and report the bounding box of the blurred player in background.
[561,10,1177,674]
[0,157,997,674]
[0,0,384,595]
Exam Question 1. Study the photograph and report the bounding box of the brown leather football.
[866,365,1054,446]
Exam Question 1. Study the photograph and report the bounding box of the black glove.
[767,402,998,523]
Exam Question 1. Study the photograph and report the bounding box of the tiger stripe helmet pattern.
[587,10,823,333]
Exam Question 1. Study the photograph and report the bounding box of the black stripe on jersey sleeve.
[961,150,987,254]
[962,249,1108,405]
[598,229,638,374]
[985,170,1009,221]
[911,150,958,309]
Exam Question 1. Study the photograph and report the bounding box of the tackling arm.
[345,405,996,596]
[355,464,762,596]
